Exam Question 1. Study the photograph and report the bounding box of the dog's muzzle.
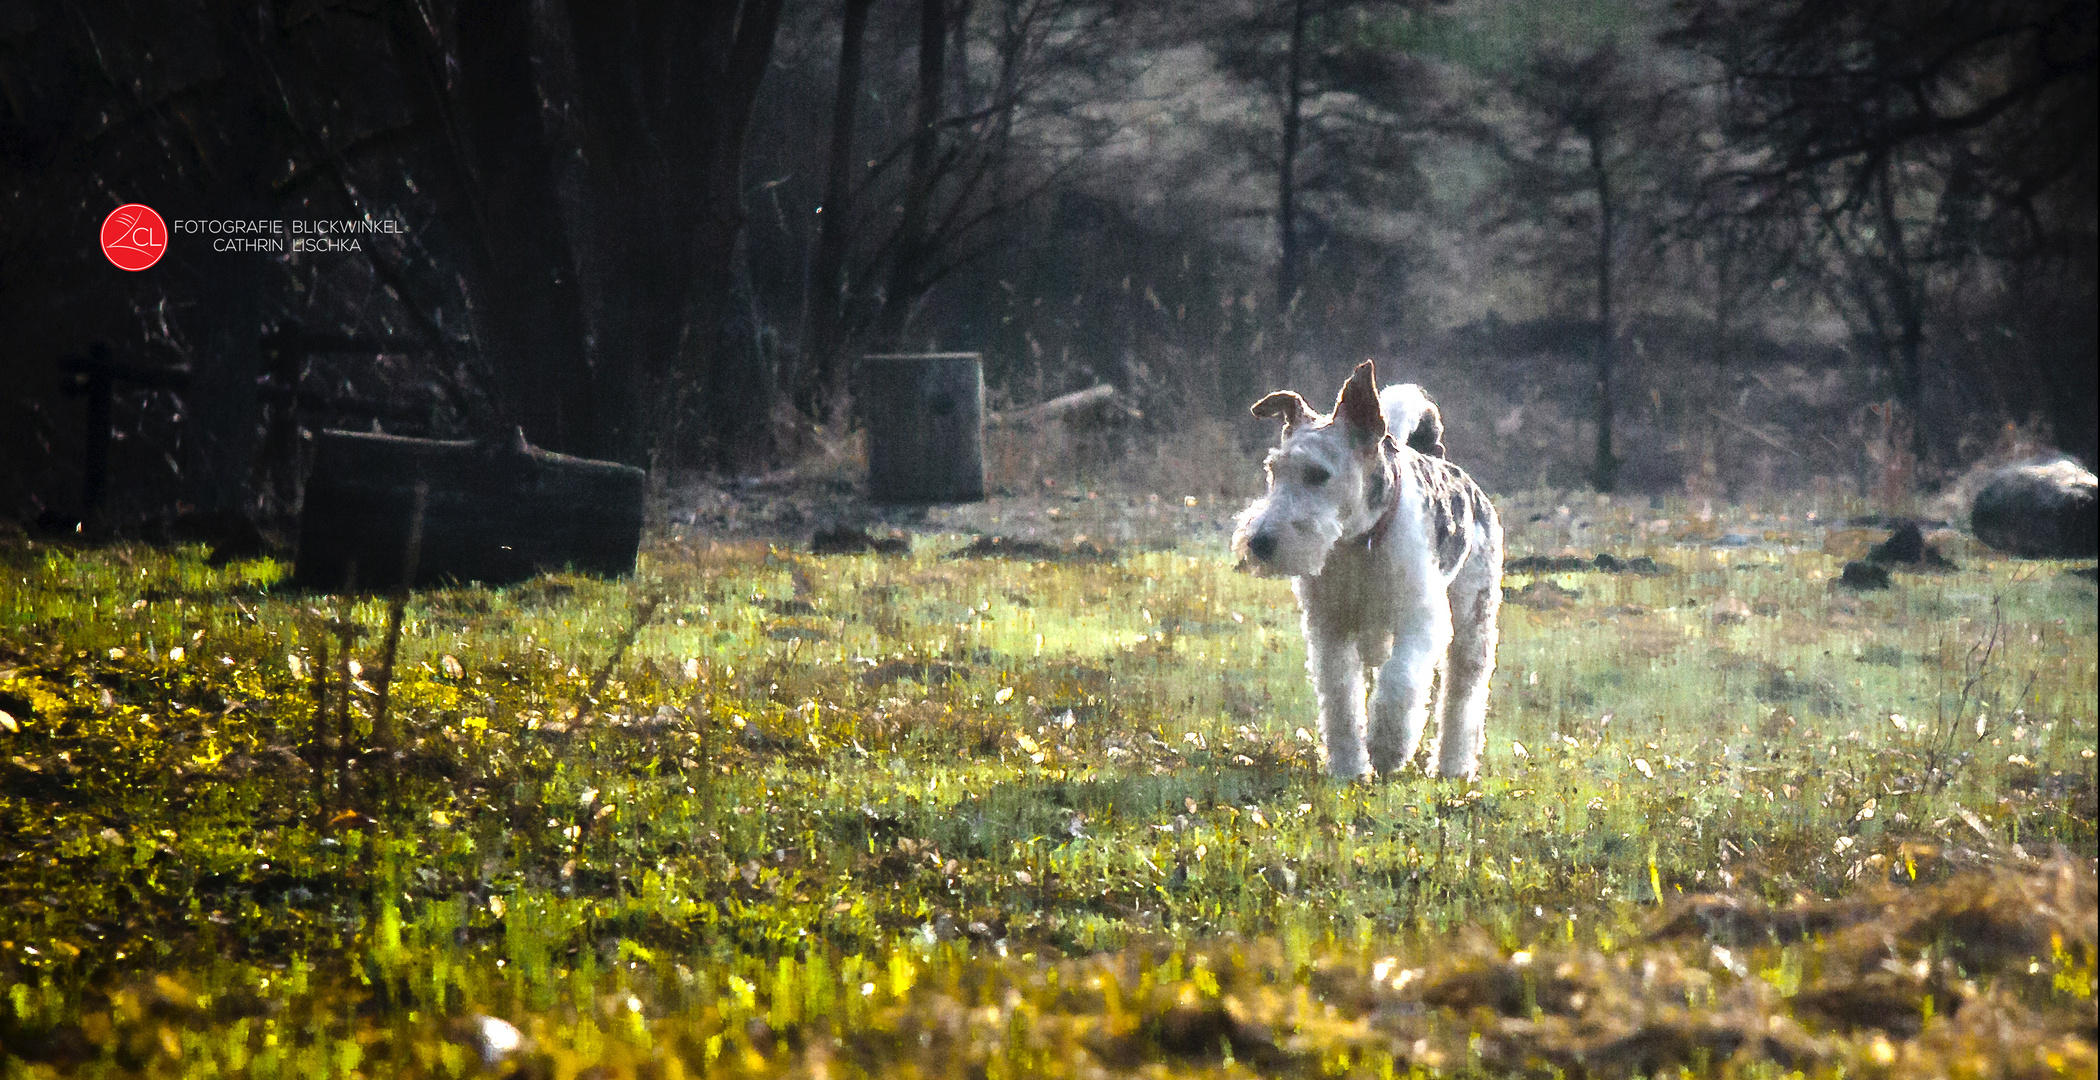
[1246,531,1278,563]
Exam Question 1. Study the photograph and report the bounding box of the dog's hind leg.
[1309,634,1372,779]
[1430,535,1501,778]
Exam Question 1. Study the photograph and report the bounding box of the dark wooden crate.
[293,430,645,590]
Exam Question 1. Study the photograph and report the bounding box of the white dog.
[1233,360,1503,779]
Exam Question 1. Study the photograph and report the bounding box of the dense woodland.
[2,0,2094,524]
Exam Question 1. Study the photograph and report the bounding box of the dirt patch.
[860,660,968,688]
[661,469,1246,552]
[944,535,1119,563]
[1866,521,1956,568]
[1506,552,1664,574]
[1838,560,1891,589]
[809,524,911,555]
[1506,579,1582,610]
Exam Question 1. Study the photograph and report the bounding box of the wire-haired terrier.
[1233,360,1503,780]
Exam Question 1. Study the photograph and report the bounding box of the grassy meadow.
[0,492,2094,1078]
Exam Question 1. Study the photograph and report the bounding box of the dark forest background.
[2,0,2093,529]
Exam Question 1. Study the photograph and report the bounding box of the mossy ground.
[0,493,2093,1078]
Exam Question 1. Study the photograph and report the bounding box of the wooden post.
[60,344,190,526]
[858,352,985,504]
[79,347,113,521]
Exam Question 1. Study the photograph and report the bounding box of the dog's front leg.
[1307,634,1371,779]
[1369,601,1451,775]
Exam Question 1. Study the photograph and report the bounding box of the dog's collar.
[1349,438,1402,550]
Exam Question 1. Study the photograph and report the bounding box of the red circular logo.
[101,203,167,271]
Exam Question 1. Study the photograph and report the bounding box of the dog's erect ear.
[1334,360,1385,445]
[1250,390,1314,430]
[1406,399,1445,458]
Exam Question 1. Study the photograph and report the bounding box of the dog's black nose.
[1248,531,1277,561]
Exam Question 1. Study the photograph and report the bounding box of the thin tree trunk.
[1875,159,1926,464]
[1710,223,1746,372]
[686,0,788,472]
[949,0,974,107]
[185,1,275,519]
[1275,0,1308,364]
[453,0,595,455]
[806,0,875,424]
[1589,124,1620,493]
[877,0,948,347]
[547,0,688,468]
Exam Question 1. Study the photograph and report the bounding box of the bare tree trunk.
[1874,159,1926,464]
[1588,124,1620,493]
[181,1,277,520]
[552,0,694,467]
[453,0,595,455]
[1709,222,1749,372]
[805,0,875,424]
[1275,0,1309,368]
[876,0,948,347]
[683,0,788,473]
[949,0,975,106]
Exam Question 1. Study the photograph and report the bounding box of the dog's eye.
[1304,465,1330,486]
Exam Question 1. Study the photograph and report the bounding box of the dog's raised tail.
[1380,383,1444,458]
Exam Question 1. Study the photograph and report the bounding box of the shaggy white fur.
[1233,361,1503,779]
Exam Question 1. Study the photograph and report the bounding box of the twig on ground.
[578,591,663,722]
[334,618,360,809]
[1705,406,1802,457]
[371,482,428,756]
[307,621,331,819]
[1931,596,2004,785]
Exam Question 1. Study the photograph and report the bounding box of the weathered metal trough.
[292,428,645,591]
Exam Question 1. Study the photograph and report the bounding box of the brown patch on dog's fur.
[1409,455,1490,575]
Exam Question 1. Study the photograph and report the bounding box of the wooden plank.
[986,383,1139,427]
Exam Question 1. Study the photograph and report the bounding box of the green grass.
[0,496,2092,1078]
